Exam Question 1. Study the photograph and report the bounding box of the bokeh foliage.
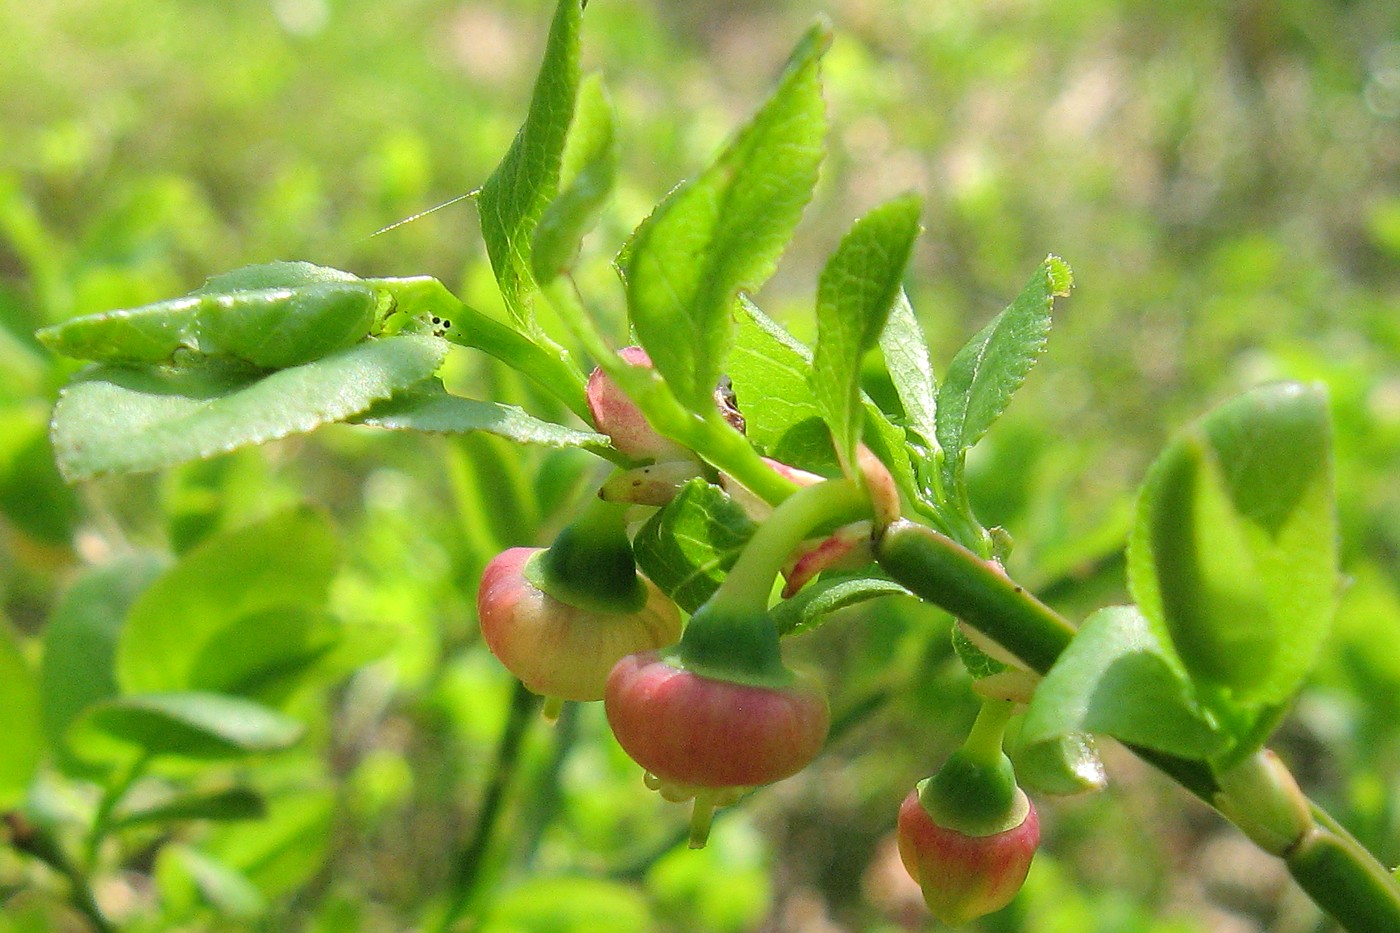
[2,0,1398,930]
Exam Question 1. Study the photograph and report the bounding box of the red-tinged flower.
[478,547,681,704]
[896,785,1040,926]
[605,650,829,790]
[586,346,690,462]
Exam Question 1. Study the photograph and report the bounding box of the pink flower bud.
[586,347,690,462]
[477,548,682,703]
[896,786,1040,925]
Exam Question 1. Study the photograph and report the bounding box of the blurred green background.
[2,0,1399,930]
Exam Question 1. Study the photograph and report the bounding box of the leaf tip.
[1044,255,1073,298]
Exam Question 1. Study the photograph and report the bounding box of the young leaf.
[878,289,939,444]
[118,508,340,695]
[50,335,448,481]
[1020,605,1225,760]
[40,555,169,775]
[476,0,583,327]
[0,623,43,809]
[729,296,826,460]
[729,296,920,503]
[770,575,910,636]
[354,378,612,454]
[936,256,1071,466]
[624,22,830,412]
[72,692,304,761]
[811,194,922,472]
[1127,382,1337,709]
[632,479,759,613]
[532,73,618,284]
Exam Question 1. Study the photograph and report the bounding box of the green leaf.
[355,378,611,452]
[532,73,618,284]
[118,509,340,695]
[37,282,386,370]
[625,22,830,411]
[115,786,267,828]
[811,194,922,471]
[729,297,826,459]
[950,623,1009,680]
[878,290,938,444]
[0,623,43,809]
[633,479,759,613]
[771,575,909,636]
[476,0,583,326]
[1127,382,1338,709]
[936,256,1071,465]
[1013,732,1107,797]
[51,335,448,481]
[1021,605,1225,760]
[192,261,361,293]
[186,606,342,706]
[729,297,918,496]
[72,692,304,761]
[40,555,169,775]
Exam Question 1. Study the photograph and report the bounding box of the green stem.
[961,698,1014,767]
[875,519,1076,674]
[438,679,538,932]
[6,812,113,933]
[709,478,868,615]
[540,278,800,505]
[874,518,1400,933]
[1287,820,1400,933]
[371,276,592,423]
[86,752,150,871]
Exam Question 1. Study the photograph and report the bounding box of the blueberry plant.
[9,0,1400,929]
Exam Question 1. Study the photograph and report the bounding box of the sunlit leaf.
[936,256,1071,466]
[633,479,758,613]
[51,335,448,481]
[625,22,829,411]
[477,0,583,326]
[1128,382,1337,714]
[532,73,618,284]
[1021,605,1225,760]
[878,290,938,444]
[811,193,921,471]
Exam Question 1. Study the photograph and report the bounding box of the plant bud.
[586,347,691,461]
[896,785,1040,925]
